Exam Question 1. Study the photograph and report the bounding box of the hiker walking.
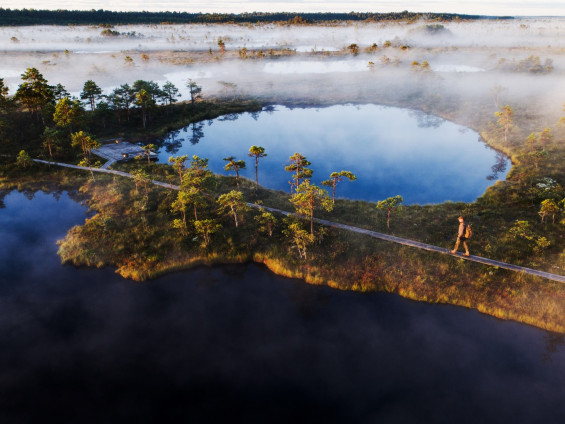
[451,216,470,256]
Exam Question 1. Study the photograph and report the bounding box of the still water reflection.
[1,192,563,423]
[157,104,509,204]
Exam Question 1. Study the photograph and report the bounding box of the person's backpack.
[464,224,472,239]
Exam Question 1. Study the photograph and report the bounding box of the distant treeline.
[0,8,511,26]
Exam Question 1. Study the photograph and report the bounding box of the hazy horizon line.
[0,7,538,18]
[1,7,564,20]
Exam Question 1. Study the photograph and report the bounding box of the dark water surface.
[1,191,564,424]
[156,105,510,204]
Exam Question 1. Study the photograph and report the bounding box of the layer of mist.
[2,19,564,52]
[1,18,564,124]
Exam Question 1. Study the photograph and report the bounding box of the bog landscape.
[1,9,564,423]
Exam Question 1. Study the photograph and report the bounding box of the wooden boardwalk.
[33,159,565,284]
[33,159,179,190]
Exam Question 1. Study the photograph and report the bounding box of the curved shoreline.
[67,250,564,335]
[153,102,511,205]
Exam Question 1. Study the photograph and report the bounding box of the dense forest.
[0,8,509,26]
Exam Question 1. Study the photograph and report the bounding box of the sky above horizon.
[2,1,564,18]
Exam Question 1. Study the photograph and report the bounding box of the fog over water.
[1,18,564,118]
[1,19,563,200]
[1,19,563,204]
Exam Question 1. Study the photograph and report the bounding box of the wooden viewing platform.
[92,139,157,169]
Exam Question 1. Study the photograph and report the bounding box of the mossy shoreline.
[58,225,565,334]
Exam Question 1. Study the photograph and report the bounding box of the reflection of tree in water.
[217,113,240,122]
[0,188,65,209]
[0,189,8,209]
[541,332,564,364]
[161,130,184,154]
[486,152,508,181]
[249,111,261,121]
[189,122,205,145]
[409,110,444,129]
[263,105,276,114]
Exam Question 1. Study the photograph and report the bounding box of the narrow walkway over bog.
[33,159,565,284]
